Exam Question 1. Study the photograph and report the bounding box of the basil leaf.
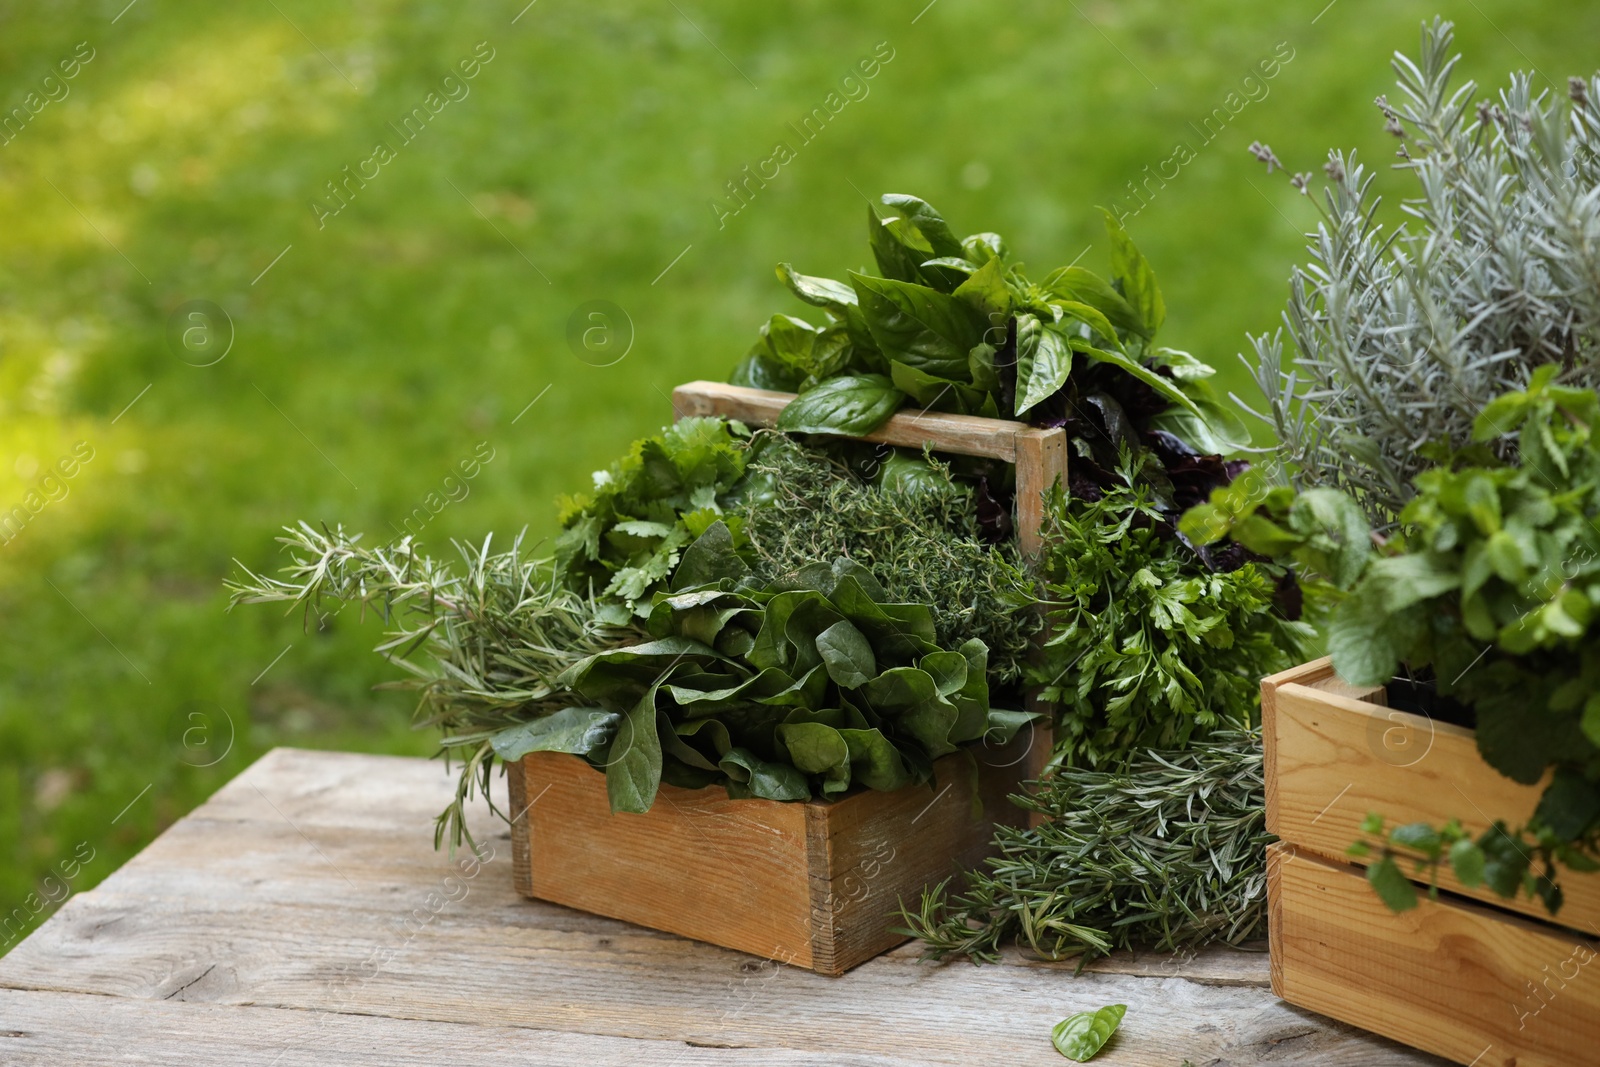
[1015,317,1073,416]
[776,374,906,435]
[876,451,951,496]
[1051,1003,1126,1061]
[850,272,983,380]
[606,689,665,814]
[1068,339,1200,417]
[1038,266,1144,339]
[1100,207,1165,336]
[881,193,965,258]
[490,707,621,762]
[775,262,858,315]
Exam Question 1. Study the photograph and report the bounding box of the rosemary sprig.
[899,732,1271,967]
[227,522,639,851]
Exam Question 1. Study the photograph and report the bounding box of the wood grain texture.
[0,748,1444,1066]
[512,739,1032,976]
[1265,677,1600,934]
[1269,844,1600,1067]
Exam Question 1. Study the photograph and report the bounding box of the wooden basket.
[506,381,1066,975]
[1263,657,1600,1067]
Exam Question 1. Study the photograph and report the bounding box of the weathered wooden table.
[0,749,1445,1065]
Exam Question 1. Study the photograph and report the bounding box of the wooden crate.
[1263,658,1600,1067]
[503,381,1066,976]
[507,736,1040,976]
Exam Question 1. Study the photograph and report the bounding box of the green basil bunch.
[1183,367,1600,911]
[515,522,1034,813]
[733,193,1245,459]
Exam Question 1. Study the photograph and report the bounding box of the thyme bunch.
[899,732,1270,966]
[738,433,1039,683]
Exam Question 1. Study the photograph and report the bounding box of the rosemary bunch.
[227,522,637,849]
[899,732,1270,966]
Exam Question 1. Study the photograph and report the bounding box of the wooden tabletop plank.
[0,749,1446,1066]
[0,988,916,1067]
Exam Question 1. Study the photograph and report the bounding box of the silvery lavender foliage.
[1246,18,1600,526]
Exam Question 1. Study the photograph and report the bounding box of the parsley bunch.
[1033,469,1308,769]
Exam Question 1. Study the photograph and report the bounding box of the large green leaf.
[776,374,906,435]
[1014,316,1073,417]
[839,727,914,790]
[1100,207,1165,336]
[670,520,748,590]
[952,256,1012,340]
[1038,266,1144,339]
[719,747,811,801]
[1069,340,1199,417]
[777,721,851,779]
[606,689,665,814]
[881,193,965,258]
[490,707,620,762]
[816,619,878,688]
[849,272,982,380]
[776,262,858,315]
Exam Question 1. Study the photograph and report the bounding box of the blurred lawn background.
[2,0,1596,950]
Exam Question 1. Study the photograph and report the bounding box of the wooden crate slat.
[1263,678,1600,935]
[669,380,1067,560]
[1269,844,1600,1067]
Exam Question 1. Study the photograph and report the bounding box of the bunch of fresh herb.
[737,432,1038,683]
[1244,19,1600,527]
[1032,459,1309,769]
[735,194,1248,497]
[227,523,638,850]
[561,521,1034,812]
[899,731,1271,965]
[555,416,752,619]
[1185,369,1600,911]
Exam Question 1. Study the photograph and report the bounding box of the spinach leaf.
[490,707,620,761]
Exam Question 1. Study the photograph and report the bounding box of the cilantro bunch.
[555,417,752,620]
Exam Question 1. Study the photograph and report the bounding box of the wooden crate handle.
[670,380,1067,558]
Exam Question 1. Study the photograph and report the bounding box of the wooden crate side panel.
[1261,659,1384,843]
[804,743,1033,975]
[506,760,532,898]
[517,753,817,970]
[1270,682,1600,933]
[1269,844,1600,1067]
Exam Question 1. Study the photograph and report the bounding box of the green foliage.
[737,433,1038,683]
[1247,19,1600,526]
[7,0,1595,961]
[899,732,1271,965]
[562,526,1033,812]
[1033,471,1308,767]
[1188,372,1600,909]
[1052,1004,1126,1062]
[555,418,752,620]
[737,195,1247,459]
[226,524,638,850]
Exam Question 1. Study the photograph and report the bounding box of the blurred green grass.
[2,0,1595,951]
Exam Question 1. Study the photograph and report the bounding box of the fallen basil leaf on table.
[1052,1004,1126,1061]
